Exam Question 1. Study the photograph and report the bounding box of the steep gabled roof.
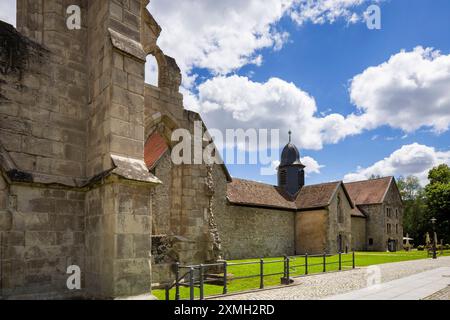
[295,181,341,210]
[227,179,354,211]
[344,177,393,205]
[144,131,169,170]
[227,179,296,211]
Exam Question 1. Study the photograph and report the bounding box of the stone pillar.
[84,0,157,298]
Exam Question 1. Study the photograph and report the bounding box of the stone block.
[112,68,128,89]
[127,73,144,95]
[115,234,134,259]
[124,57,144,78]
[24,212,49,231]
[116,214,151,235]
[133,234,151,258]
[25,231,57,246]
[110,135,143,158]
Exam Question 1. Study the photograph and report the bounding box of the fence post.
[352,251,356,269]
[286,256,290,281]
[339,252,342,271]
[189,267,195,301]
[323,252,326,273]
[175,262,180,301]
[305,253,308,275]
[199,264,204,300]
[165,284,170,301]
[260,259,264,289]
[223,261,228,295]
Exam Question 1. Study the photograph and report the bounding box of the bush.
[417,245,425,251]
[445,244,450,250]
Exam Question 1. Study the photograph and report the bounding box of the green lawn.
[153,250,450,300]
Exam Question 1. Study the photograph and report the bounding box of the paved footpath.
[212,256,450,300]
[325,267,450,300]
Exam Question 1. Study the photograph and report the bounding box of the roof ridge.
[344,176,393,184]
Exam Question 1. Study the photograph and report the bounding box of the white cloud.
[0,0,16,26]
[148,0,376,81]
[191,75,364,150]
[344,143,450,186]
[148,0,295,79]
[289,0,370,25]
[268,156,324,176]
[350,46,450,133]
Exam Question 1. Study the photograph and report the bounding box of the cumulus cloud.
[289,0,372,25]
[191,75,363,150]
[0,0,16,26]
[350,46,450,133]
[344,143,450,186]
[148,0,377,81]
[190,47,450,152]
[268,156,324,176]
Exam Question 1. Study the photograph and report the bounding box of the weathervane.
[288,130,292,143]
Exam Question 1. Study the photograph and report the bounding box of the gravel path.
[212,256,450,300]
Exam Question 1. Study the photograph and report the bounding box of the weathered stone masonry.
[0,0,162,299]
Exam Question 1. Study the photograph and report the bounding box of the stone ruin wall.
[144,79,229,284]
[0,0,161,299]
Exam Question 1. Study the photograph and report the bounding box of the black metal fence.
[165,252,356,300]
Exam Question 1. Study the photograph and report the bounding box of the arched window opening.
[145,54,158,87]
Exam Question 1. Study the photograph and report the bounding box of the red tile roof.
[227,179,296,211]
[144,131,169,169]
[344,177,393,205]
[295,181,341,210]
[227,179,354,211]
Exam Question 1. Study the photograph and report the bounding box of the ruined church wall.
[216,205,295,260]
[1,2,89,181]
[85,179,153,298]
[0,182,85,299]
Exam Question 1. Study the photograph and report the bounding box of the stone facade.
[0,0,405,298]
[351,217,367,251]
[295,185,353,255]
[360,182,403,252]
[216,206,295,260]
[0,0,161,299]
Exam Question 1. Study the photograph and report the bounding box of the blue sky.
[225,0,450,185]
[2,0,450,186]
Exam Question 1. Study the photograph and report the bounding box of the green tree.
[425,164,450,244]
[397,176,428,244]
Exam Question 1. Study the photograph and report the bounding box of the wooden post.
[352,251,356,269]
[323,252,326,273]
[339,252,342,271]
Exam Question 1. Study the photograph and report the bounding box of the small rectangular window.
[369,238,374,246]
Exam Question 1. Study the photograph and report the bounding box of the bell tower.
[278,131,306,195]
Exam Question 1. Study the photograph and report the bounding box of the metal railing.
[165,252,356,300]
